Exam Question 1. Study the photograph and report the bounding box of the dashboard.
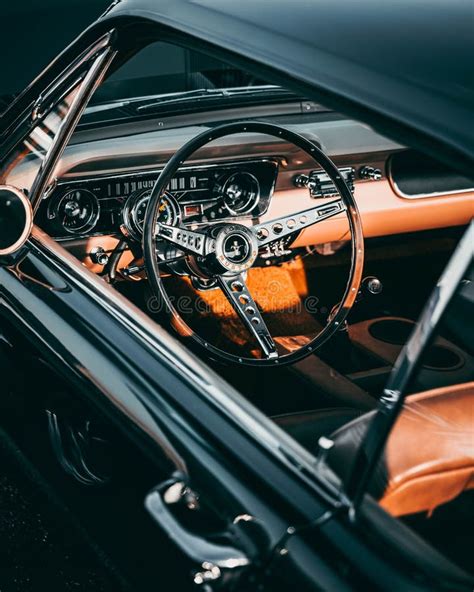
[37,159,279,241]
[18,112,470,276]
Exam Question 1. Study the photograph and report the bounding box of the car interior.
[0,34,473,590]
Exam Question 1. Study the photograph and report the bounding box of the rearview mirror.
[0,186,33,257]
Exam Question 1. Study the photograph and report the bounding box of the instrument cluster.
[39,159,279,240]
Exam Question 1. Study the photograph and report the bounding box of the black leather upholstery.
[273,407,363,454]
[325,409,386,498]
[274,406,384,497]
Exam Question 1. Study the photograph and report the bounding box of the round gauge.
[123,190,180,241]
[132,192,151,232]
[48,188,100,235]
[222,172,260,215]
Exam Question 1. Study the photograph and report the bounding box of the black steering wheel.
[143,122,364,366]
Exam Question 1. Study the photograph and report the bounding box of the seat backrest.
[329,382,474,516]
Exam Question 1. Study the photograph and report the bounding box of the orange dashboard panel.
[265,181,474,247]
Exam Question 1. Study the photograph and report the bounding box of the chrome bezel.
[214,224,259,273]
[47,188,101,235]
[221,171,261,215]
[123,189,181,241]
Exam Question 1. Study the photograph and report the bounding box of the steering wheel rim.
[143,121,364,366]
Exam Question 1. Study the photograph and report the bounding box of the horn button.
[212,224,259,274]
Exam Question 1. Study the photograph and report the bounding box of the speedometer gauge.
[123,190,181,241]
[47,189,100,235]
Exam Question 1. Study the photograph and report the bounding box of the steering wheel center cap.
[214,224,259,273]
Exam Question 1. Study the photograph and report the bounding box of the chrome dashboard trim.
[54,231,121,242]
[52,157,280,192]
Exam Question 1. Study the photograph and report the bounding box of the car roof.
[104,0,474,173]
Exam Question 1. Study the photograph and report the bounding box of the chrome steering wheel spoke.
[218,274,278,360]
[253,198,346,247]
[156,222,216,257]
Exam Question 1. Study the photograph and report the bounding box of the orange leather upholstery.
[266,182,474,248]
[328,382,474,517]
[276,381,474,517]
[378,382,474,516]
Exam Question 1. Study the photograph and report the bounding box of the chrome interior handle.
[145,479,250,572]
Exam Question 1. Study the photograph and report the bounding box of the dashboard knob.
[90,247,109,266]
[64,200,81,218]
[355,276,383,304]
[359,166,382,181]
[293,173,320,196]
[366,276,383,295]
[294,174,310,188]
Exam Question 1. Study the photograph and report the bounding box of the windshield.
[91,41,279,106]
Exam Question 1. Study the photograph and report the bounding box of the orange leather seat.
[277,382,474,517]
[375,382,473,516]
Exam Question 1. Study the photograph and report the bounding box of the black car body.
[0,1,473,591]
